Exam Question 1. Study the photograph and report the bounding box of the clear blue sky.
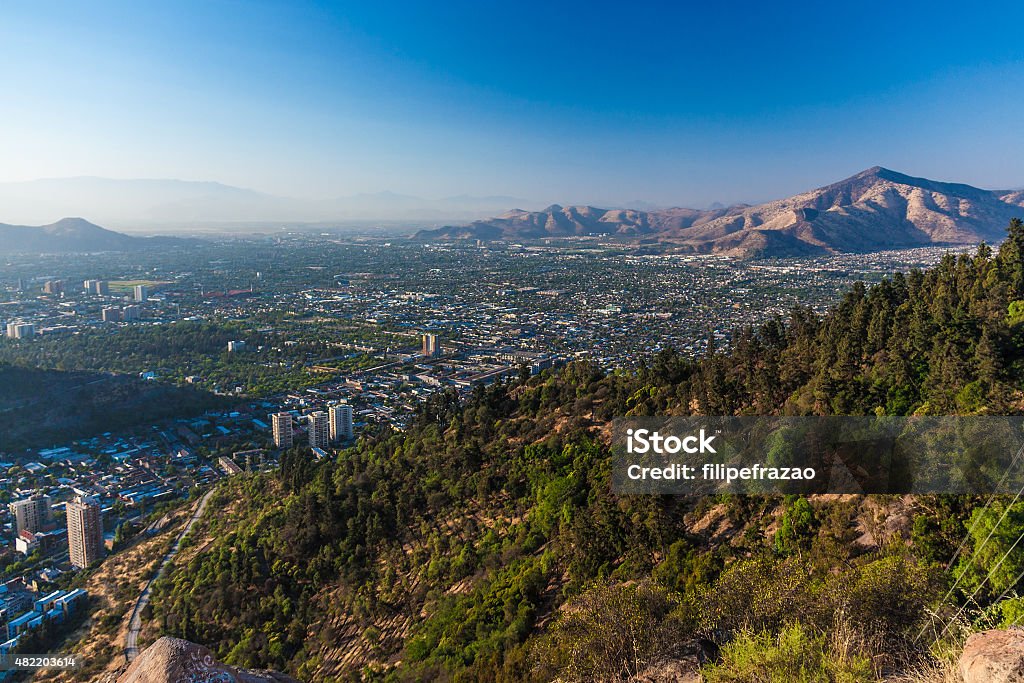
[2,0,1023,206]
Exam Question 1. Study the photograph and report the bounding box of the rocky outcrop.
[960,629,1024,683]
[117,637,299,683]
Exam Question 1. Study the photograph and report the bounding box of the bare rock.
[633,655,702,682]
[960,629,1024,683]
[117,637,299,683]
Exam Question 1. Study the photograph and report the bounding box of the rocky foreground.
[115,628,1024,682]
[960,629,1024,683]
[117,637,298,683]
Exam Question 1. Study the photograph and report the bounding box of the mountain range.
[415,167,1024,256]
[0,177,537,228]
[0,217,186,254]
[4,168,1023,256]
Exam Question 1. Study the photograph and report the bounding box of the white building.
[329,404,354,442]
[9,494,52,534]
[422,333,439,357]
[272,412,294,449]
[308,411,330,449]
[5,322,34,339]
[133,284,148,302]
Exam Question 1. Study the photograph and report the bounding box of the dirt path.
[124,488,215,662]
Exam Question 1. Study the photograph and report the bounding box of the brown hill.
[0,217,188,253]
[415,167,1024,257]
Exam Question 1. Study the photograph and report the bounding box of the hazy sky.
[3,1,1024,206]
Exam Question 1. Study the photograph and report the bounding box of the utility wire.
[914,443,1024,646]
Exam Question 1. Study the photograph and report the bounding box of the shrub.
[534,581,692,682]
[699,556,815,633]
[703,622,873,683]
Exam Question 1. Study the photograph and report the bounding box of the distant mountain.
[415,167,1024,256]
[0,217,186,253]
[0,177,293,227]
[0,177,542,228]
[413,203,748,241]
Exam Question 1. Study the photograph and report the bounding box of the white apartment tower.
[422,333,439,357]
[9,493,52,534]
[329,403,354,442]
[6,322,34,339]
[309,411,330,449]
[272,412,294,449]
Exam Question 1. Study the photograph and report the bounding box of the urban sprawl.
[0,233,971,656]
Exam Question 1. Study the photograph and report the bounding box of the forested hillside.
[151,220,1024,681]
[0,364,232,450]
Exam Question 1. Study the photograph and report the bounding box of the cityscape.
[0,232,974,676]
[3,1,1024,680]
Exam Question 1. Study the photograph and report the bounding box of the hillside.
[0,364,232,451]
[134,222,1024,681]
[0,217,186,253]
[416,167,1024,257]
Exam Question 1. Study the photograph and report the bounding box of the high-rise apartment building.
[43,280,64,296]
[66,495,103,569]
[329,403,354,442]
[6,322,34,339]
[272,412,294,449]
[9,494,52,535]
[84,279,109,294]
[122,305,141,321]
[422,333,439,357]
[101,307,122,322]
[133,284,148,302]
[308,411,330,449]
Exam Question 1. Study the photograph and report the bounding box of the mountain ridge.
[415,167,1024,256]
[0,177,541,226]
[0,217,189,253]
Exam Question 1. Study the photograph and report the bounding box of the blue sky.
[2,0,1024,206]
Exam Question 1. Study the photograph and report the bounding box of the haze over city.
[3,0,1024,227]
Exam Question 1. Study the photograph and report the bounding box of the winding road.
[124,488,215,662]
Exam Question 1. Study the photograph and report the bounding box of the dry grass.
[886,655,962,683]
[40,505,194,683]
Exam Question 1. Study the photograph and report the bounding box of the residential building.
[422,332,439,357]
[5,322,34,339]
[66,496,103,570]
[8,494,52,534]
[308,411,330,449]
[329,403,354,442]
[133,284,148,302]
[272,412,293,449]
